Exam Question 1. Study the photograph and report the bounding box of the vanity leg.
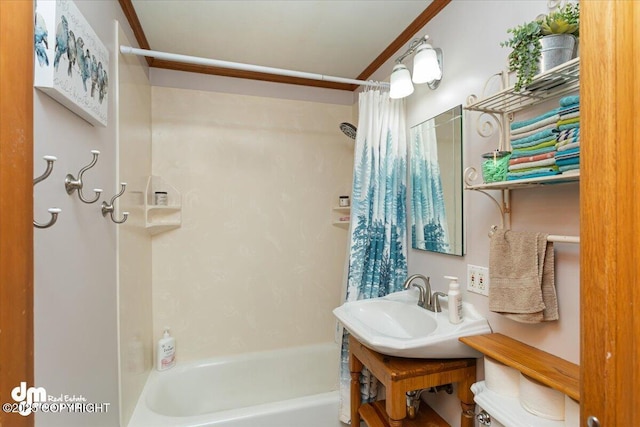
[388,419,403,427]
[349,352,363,426]
[458,365,477,427]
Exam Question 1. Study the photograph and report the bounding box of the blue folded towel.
[559,95,580,107]
[556,157,580,167]
[507,170,560,181]
[559,105,580,115]
[559,164,580,173]
[511,128,556,146]
[555,146,580,156]
[558,122,580,131]
[511,108,561,131]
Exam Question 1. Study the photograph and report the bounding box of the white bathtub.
[128,343,344,427]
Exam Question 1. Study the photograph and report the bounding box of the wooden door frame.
[0,1,35,427]
[0,1,637,427]
[581,0,639,425]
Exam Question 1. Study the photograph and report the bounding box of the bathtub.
[128,343,344,427]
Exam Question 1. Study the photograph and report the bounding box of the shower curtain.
[410,119,450,252]
[338,89,408,423]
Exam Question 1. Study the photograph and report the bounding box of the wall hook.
[33,155,61,229]
[101,183,129,224]
[65,150,103,203]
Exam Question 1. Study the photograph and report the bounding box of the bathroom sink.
[333,290,491,358]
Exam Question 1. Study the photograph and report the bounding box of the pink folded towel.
[488,229,558,323]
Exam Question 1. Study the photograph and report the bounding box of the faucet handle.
[432,292,447,313]
[411,283,426,308]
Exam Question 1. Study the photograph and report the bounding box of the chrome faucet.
[403,274,444,313]
[403,274,432,310]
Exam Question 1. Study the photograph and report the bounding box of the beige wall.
[116,24,152,427]
[33,4,139,427]
[151,86,354,361]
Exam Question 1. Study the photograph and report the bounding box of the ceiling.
[121,0,448,91]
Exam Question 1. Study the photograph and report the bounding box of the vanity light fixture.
[389,35,443,99]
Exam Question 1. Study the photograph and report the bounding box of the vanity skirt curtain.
[338,89,408,423]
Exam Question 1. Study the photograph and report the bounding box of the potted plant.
[501,3,579,91]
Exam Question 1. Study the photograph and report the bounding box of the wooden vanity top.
[459,332,580,401]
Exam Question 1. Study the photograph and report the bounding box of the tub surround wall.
[151,86,353,361]
[116,24,153,427]
[33,4,140,427]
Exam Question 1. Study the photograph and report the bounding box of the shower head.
[339,122,357,140]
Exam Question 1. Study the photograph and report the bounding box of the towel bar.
[489,225,579,244]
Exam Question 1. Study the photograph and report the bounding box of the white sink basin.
[333,289,491,358]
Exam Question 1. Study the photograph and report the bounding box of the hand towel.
[511,128,556,147]
[512,135,557,150]
[511,114,560,136]
[509,157,556,171]
[506,169,560,180]
[557,111,580,121]
[559,105,580,116]
[556,128,580,141]
[556,138,580,149]
[510,145,557,159]
[559,163,580,173]
[489,229,558,323]
[559,122,580,131]
[559,95,580,107]
[509,151,555,166]
[511,108,561,131]
[557,116,580,127]
[507,165,559,177]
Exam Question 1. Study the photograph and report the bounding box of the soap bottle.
[156,327,176,371]
[445,276,463,324]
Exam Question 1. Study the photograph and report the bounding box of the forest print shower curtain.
[339,89,408,423]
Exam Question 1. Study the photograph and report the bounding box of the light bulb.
[389,63,414,99]
[412,44,441,84]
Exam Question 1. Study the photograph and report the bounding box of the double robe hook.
[65,150,103,203]
[102,183,129,224]
[33,155,61,229]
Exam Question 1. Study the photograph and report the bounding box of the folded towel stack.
[507,108,561,180]
[506,95,580,180]
[555,95,580,173]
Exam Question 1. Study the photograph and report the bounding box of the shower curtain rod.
[119,46,390,88]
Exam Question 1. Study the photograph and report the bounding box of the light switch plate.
[467,264,490,296]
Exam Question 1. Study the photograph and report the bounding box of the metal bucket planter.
[538,34,577,73]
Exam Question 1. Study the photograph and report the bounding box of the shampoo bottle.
[445,276,463,324]
[156,327,176,371]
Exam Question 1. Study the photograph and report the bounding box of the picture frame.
[34,0,109,127]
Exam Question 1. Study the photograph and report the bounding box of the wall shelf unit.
[464,58,580,230]
[144,176,181,235]
[465,58,579,116]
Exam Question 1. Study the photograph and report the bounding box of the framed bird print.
[34,0,109,127]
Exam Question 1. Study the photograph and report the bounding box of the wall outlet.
[467,264,490,296]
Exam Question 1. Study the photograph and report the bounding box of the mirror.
[409,105,463,255]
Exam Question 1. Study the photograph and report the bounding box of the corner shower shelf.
[332,206,350,227]
[144,176,182,235]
